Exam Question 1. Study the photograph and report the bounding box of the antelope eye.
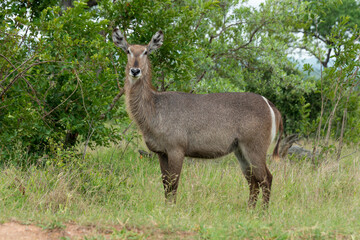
[127,50,130,54]
[144,51,148,55]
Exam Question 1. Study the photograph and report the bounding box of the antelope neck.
[125,75,156,130]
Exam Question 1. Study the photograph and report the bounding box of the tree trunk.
[61,0,98,9]
[61,0,73,9]
[64,131,78,148]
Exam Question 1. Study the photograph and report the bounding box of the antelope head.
[112,28,164,84]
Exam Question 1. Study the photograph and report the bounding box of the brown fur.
[112,28,283,208]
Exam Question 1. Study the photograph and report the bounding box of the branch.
[74,68,90,117]
[0,54,15,87]
[110,52,122,91]
[190,70,207,93]
[230,21,266,51]
[194,12,206,33]
[0,60,59,99]
[74,68,97,159]
[209,21,245,44]
[99,88,125,120]
[322,48,332,68]
[18,25,29,48]
[212,21,267,59]
[295,29,328,44]
[86,0,98,7]
[159,71,165,91]
[43,73,79,118]
[0,54,56,126]
[0,54,35,85]
[298,45,325,67]
[22,77,49,116]
[163,80,175,91]
[0,104,9,110]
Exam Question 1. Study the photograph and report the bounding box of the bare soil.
[0,221,195,239]
[0,221,103,240]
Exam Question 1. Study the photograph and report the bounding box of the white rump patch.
[262,96,276,143]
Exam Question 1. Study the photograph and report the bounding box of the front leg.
[158,150,184,204]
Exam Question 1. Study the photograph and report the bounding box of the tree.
[294,0,360,160]
[0,0,330,162]
[1,1,124,160]
[299,0,360,68]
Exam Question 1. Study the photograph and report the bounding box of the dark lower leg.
[247,175,260,208]
[158,151,184,204]
[261,168,273,207]
[162,173,180,203]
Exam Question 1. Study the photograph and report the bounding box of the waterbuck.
[112,28,283,208]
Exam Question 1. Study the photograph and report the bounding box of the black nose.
[130,68,141,76]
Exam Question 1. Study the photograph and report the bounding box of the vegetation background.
[0,0,360,239]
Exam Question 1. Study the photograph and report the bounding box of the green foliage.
[305,0,360,39]
[1,1,125,160]
[293,0,360,145]
[297,96,312,135]
[1,0,359,161]
[314,14,360,144]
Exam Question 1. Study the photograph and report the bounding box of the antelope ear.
[147,30,163,54]
[112,28,128,52]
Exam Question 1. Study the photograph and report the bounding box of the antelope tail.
[272,114,283,162]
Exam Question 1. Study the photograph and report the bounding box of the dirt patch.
[0,221,195,239]
[0,222,101,240]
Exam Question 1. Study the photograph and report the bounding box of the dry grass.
[1,144,360,239]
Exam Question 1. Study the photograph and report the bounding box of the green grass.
[1,143,360,239]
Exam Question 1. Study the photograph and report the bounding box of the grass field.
[1,141,360,239]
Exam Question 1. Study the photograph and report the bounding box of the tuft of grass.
[40,220,66,230]
[0,143,360,239]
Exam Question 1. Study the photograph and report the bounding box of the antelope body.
[112,29,283,207]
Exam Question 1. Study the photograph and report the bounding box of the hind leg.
[247,174,261,208]
[235,149,260,208]
[235,146,273,208]
[261,166,273,207]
